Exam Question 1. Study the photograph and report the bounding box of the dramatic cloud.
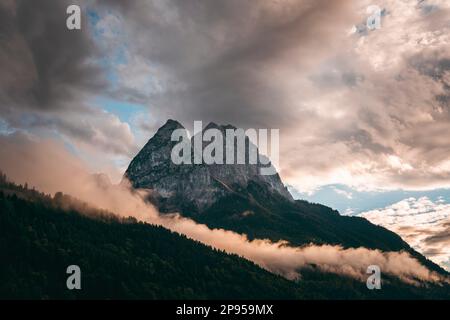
[0,0,137,159]
[88,0,450,191]
[94,0,358,128]
[362,197,450,271]
[0,134,447,284]
[280,0,450,191]
[2,0,450,190]
[0,0,104,111]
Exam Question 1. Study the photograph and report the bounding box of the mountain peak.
[157,119,184,133]
[124,119,293,213]
[203,122,238,132]
[139,119,184,148]
[204,122,220,131]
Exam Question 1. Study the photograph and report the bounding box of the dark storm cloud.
[95,0,450,190]
[0,0,106,112]
[0,0,139,157]
[94,0,356,129]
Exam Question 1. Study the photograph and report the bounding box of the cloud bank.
[362,197,450,271]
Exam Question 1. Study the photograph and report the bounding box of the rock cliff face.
[124,119,293,213]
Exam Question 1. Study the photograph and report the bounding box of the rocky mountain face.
[124,119,293,213]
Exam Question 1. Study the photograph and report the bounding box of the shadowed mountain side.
[1,178,449,299]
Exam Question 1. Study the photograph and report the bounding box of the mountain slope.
[0,185,299,299]
[1,179,449,299]
[124,120,448,276]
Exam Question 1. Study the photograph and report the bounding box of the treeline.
[0,173,449,299]
[0,190,304,299]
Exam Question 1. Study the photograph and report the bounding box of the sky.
[0,1,449,268]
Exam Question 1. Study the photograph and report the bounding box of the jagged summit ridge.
[124,119,293,213]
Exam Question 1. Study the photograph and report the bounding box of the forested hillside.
[0,175,449,299]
